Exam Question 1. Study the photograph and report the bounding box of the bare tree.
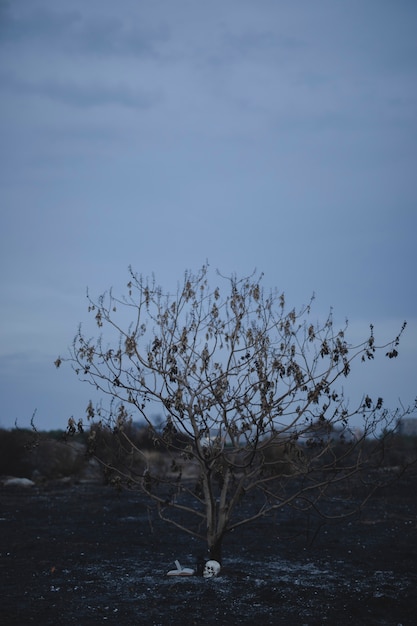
[56,265,412,562]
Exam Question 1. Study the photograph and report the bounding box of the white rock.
[2,477,36,488]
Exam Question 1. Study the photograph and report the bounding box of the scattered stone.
[2,476,36,488]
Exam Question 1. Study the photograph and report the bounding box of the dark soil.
[1,470,417,625]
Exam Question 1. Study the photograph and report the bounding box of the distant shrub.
[85,421,170,484]
[375,432,417,468]
[0,428,87,481]
[257,438,306,476]
[29,439,87,480]
[0,429,35,477]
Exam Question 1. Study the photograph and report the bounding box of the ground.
[1,469,417,625]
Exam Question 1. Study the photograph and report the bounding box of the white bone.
[203,560,221,578]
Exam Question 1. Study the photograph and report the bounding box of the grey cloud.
[76,15,169,57]
[0,5,80,44]
[0,5,169,58]
[193,26,305,71]
[1,71,161,109]
[223,29,304,60]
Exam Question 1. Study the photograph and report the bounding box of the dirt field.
[1,470,417,625]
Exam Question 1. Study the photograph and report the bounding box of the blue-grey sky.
[1,0,416,431]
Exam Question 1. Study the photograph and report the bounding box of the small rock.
[2,477,36,488]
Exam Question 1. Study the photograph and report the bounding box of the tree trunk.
[208,536,223,563]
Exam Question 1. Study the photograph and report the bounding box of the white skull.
[203,560,221,578]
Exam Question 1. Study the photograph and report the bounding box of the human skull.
[203,560,221,578]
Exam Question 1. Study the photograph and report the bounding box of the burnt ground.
[1,470,417,625]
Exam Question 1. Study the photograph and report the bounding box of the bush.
[0,429,35,477]
[0,428,87,481]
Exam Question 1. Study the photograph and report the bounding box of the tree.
[57,265,412,562]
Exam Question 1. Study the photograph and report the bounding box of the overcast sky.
[1,0,416,431]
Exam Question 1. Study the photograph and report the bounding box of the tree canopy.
[57,265,411,560]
